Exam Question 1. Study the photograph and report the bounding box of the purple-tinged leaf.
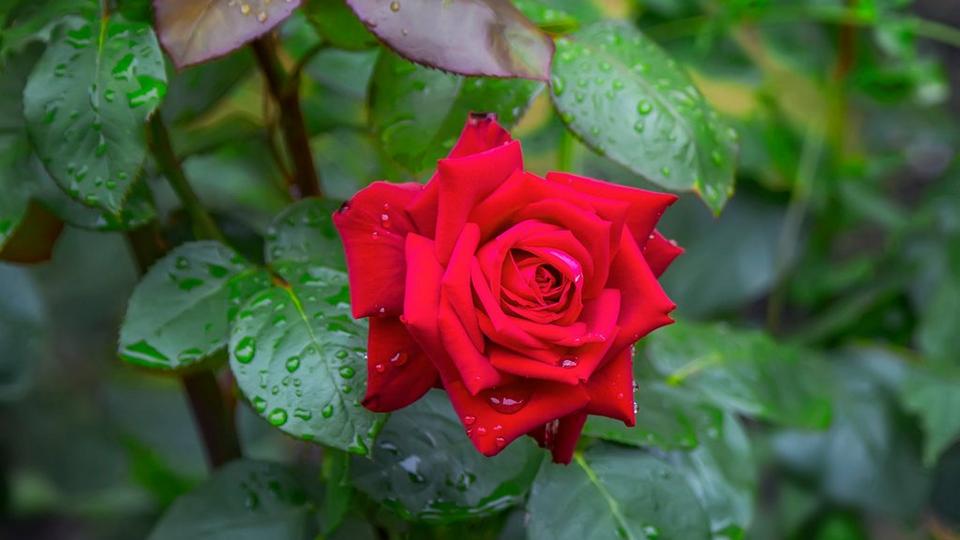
[345,0,553,80]
[153,0,302,68]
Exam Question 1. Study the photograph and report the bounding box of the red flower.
[333,114,681,463]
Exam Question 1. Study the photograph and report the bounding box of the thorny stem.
[251,34,322,200]
[147,115,225,243]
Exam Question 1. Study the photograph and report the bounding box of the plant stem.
[125,225,242,469]
[181,369,243,468]
[251,34,322,200]
[147,115,225,243]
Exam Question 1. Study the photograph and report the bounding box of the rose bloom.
[333,114,681,463]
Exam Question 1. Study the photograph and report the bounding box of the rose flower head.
[333,113,682,463]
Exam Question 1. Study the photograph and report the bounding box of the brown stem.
[251,35,322,200]
[181,369,242,467]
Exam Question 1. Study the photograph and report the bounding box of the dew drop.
[234,336,256,364]
[637,100,653,115]
[321,404,334,418]
[252,396,267,413]
[390,0,400,11]
[486,386,532,414]
[285,355,300,373]
[339,366,356,379]
[389,351,408,366]
[463,415,476,426]
[268,408,288,426]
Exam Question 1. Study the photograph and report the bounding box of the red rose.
[333,114,681,463]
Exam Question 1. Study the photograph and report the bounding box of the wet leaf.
[229,261,384,454]
[671,412,756,539]
[345,0,553,80]
[153,0,301,68]
[646,321,832,429]
[370,52,542,172]
[900,365,960,466]
[148,460,317,540]
[528,444,711,540]
[119,241,267,371]
[583,380,722,452]
[550,21,737,214]
[23,13,167,214]
[266,198,345,271]
[304,0,377,50]
[351,390,542,523]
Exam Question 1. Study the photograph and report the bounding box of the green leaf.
[345,0,554,80]
[351,390,543,523]
[900,365,960,465]
[161,50,254,125]
[321,448,353,535]
[119,241,265,371]
[23,13,167,213]
[0,0,96,58]
[671,412,756,539]
[304,0,377,50]
[528,444,711,540]
[229,261,384,454]
[646,321,832,429]
[550,21,737,214]
[0,136,33,250]
[266,198,345,271]
[370,52,543,173]
[583,380,721,451]
[0,263,46,401]
[153,0,301,68]
[148,460,317,540]
[511,0,578,35]
[34,164,157,231]
[772,356,929,520]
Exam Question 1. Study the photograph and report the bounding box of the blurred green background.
[3,0,960,538]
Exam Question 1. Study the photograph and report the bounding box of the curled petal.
[608,229,676,353]
[447,113,514,159]
[444,379,590,457]
[363,317,438,412]
[402,233,461,384]
[643,230,683,277]
[435,141,523,263]
[333,181,422,318]
[550,412,588,464]
[583,346,636,426]
[439,294,503,395]
[545,172,677,249]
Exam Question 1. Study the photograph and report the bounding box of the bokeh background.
[2,0,960,538]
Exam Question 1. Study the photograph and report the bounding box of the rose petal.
[435,140,523,263]
[440,223,484,349]
[362,316,438,412]
[490,290,620,384]
[608,229,676,352]
[583,346,636,426]
[401,233,461,384]
[447,113,514,159]
[444,379,590,457]
[471,259,546,350]
[644,230,683,277]
[550,411,588,464]
[439,294,504,395]
[333,181,422,318]
[545,172,677,249]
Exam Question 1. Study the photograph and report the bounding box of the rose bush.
[334,113,682,463]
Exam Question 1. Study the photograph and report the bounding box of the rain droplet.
[339,366,355,379]
[321,404,334,418]
[389,0,400,11]
[637,100,653,115]
[268,408,288,426]
[285,355,300,373]
[234,336,256,364]
[560,358,578,368]
[486,386,532,414]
